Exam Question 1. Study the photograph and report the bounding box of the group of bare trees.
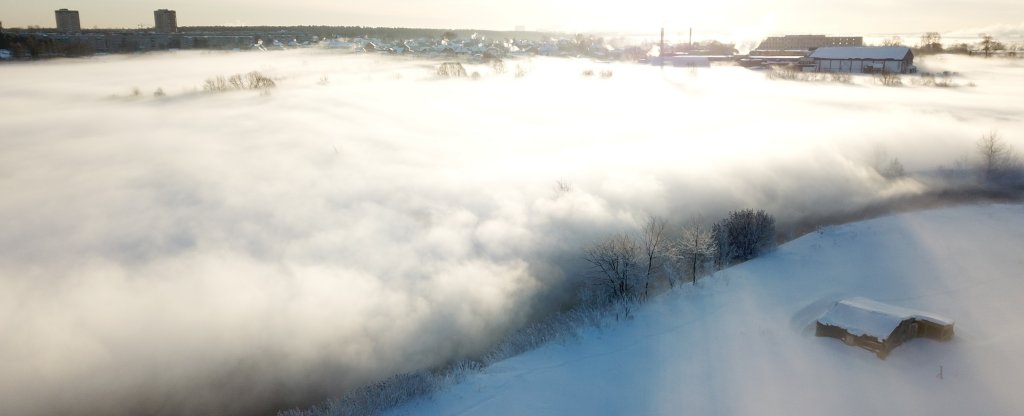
[580,217,668,304]
[203,71,277,92]
[912,31,1017,57]
[583,210,776,305]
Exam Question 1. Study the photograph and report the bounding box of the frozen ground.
[392,204,1024,416]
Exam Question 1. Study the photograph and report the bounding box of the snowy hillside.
[392,204,1024,416]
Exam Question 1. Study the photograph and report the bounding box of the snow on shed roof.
[809,46,911,60]
[817,297,954,341]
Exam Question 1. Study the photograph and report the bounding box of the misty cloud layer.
[0,50,1021,415]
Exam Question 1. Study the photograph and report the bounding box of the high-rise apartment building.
[154,9,177,33]
[55,9,81,33]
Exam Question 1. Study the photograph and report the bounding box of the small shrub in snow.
[436,62,467,78]
[514,64,528,78]
[874,71,903,87]
[491,59,506,74]
[203,71,277,92]
[246,71,277,89]
[914,73,956,88]
[766,65,801,81]
[879,157,906,179]
[825,72,852,83]
[766,66,851,84]
[870,146,906,180]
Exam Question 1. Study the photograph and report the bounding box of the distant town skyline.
[1,0,1021,40]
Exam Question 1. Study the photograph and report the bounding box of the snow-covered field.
[393,204,1024,416]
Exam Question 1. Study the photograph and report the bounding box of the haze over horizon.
[1,0,1022,41]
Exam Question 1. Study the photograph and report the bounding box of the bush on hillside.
[713,209,776,266]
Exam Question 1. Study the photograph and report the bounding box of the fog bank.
[0,51,1021,415]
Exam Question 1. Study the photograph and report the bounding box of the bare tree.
[920,32,943,53]
[976,132,1021,184]
[882,36,903,46]
[584,233,642,303]
[979,34,998,57]
[678,215,717,284]
[638,216,669,298]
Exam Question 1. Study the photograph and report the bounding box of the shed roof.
[817,297,954,341]
[809,46,911,60]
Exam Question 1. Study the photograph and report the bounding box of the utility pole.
[659,27,665,67]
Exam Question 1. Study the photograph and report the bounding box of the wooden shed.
[816,297,954,359]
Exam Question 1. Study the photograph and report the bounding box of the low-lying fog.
[0,50,1021,415]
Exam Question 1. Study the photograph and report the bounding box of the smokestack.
[658,27,665,67]
[660,27,665,57]
[689,27,693,47]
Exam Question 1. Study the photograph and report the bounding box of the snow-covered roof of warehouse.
[817,297,954,341]
[809,46,911,60]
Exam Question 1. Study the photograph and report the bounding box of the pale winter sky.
[1,0,1022,38]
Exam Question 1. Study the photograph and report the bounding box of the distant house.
[816,297,954,359]
[808,46,915,74]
